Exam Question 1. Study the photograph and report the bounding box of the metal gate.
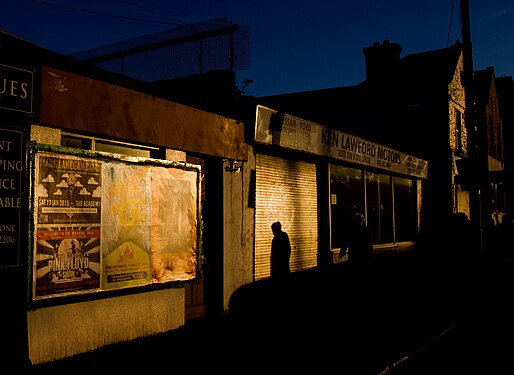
[254,154,318,280]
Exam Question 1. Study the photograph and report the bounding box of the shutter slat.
[255,154,318,280]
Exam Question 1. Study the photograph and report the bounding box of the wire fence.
[70,17,250,82]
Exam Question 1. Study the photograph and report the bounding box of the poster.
[33,226,101,297]
[33,152,102,298]
[31,149,200,300]
[151,167,198,282]
[101,162,152,289]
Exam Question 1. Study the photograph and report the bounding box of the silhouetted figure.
[484,212,498,259]
[497,213,513,264]
[446,212,482,288]
[449,212,476,262]
[270,221,291,280]
[347,213,373,272]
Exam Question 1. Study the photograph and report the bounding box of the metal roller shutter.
[255,154,318,280]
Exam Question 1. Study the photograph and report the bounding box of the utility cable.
[446,0,455,47]
[29,0,179,26]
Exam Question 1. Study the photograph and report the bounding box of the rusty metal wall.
[254,153,318,280]
[40,66,247,161]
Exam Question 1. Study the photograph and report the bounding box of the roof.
[256,41,464,157]
[0,28,160,96]
[400,41,462,87]
[473,67,495,108]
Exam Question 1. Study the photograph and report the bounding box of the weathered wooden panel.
[40,66,247,160]
[168,102,248,160]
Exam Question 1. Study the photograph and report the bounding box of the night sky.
[1,0,512,97]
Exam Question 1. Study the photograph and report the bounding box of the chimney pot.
[362,40,402,83]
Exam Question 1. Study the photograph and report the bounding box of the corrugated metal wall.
[255,154,318,280]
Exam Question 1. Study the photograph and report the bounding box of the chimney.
[362,40,402,83]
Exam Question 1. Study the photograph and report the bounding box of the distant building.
[473,67,506,249]
[495,75,514,221]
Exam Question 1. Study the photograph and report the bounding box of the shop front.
[254,105,428,271]
[0,32,247,366]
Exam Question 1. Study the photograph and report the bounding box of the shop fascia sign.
[255,105,428,179]
[0,63,34,114]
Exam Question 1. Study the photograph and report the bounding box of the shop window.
[61,133,154,158]
[497,122,503,160]
[329,164,418,251]
[497,183,505,213]
[456,110,463,152]
[490,182,505,214]
[366,172,393,244]
[393,177,417,242]
[60,135,87,149]
[329,165,364,250]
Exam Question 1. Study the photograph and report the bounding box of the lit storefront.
[254,105,428,270]
[0,33,246,366]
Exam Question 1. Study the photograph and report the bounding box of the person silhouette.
[347,213,373,272]
[270,221,291,280]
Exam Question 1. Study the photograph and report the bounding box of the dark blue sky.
[1,0,513,97]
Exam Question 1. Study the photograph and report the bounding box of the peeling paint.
[47,71,68,92]
[52,79,68,93]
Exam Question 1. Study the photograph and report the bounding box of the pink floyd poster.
[33,226,101,297]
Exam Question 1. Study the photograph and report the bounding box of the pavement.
[26,250,513,374]
[390,257,514,374]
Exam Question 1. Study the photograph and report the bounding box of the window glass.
[61,135,151,158]
[61,135,84,149]
[366,172,393,244]
[95,141,150,158]
[456,110,463,151]
[330,164,418,249]
[393,177,417,242]
[497,183,505,213]
[329,165,363,249]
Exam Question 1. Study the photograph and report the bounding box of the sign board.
[0,127,24,267]
[255,105,428,179]
[0,64,34,114]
